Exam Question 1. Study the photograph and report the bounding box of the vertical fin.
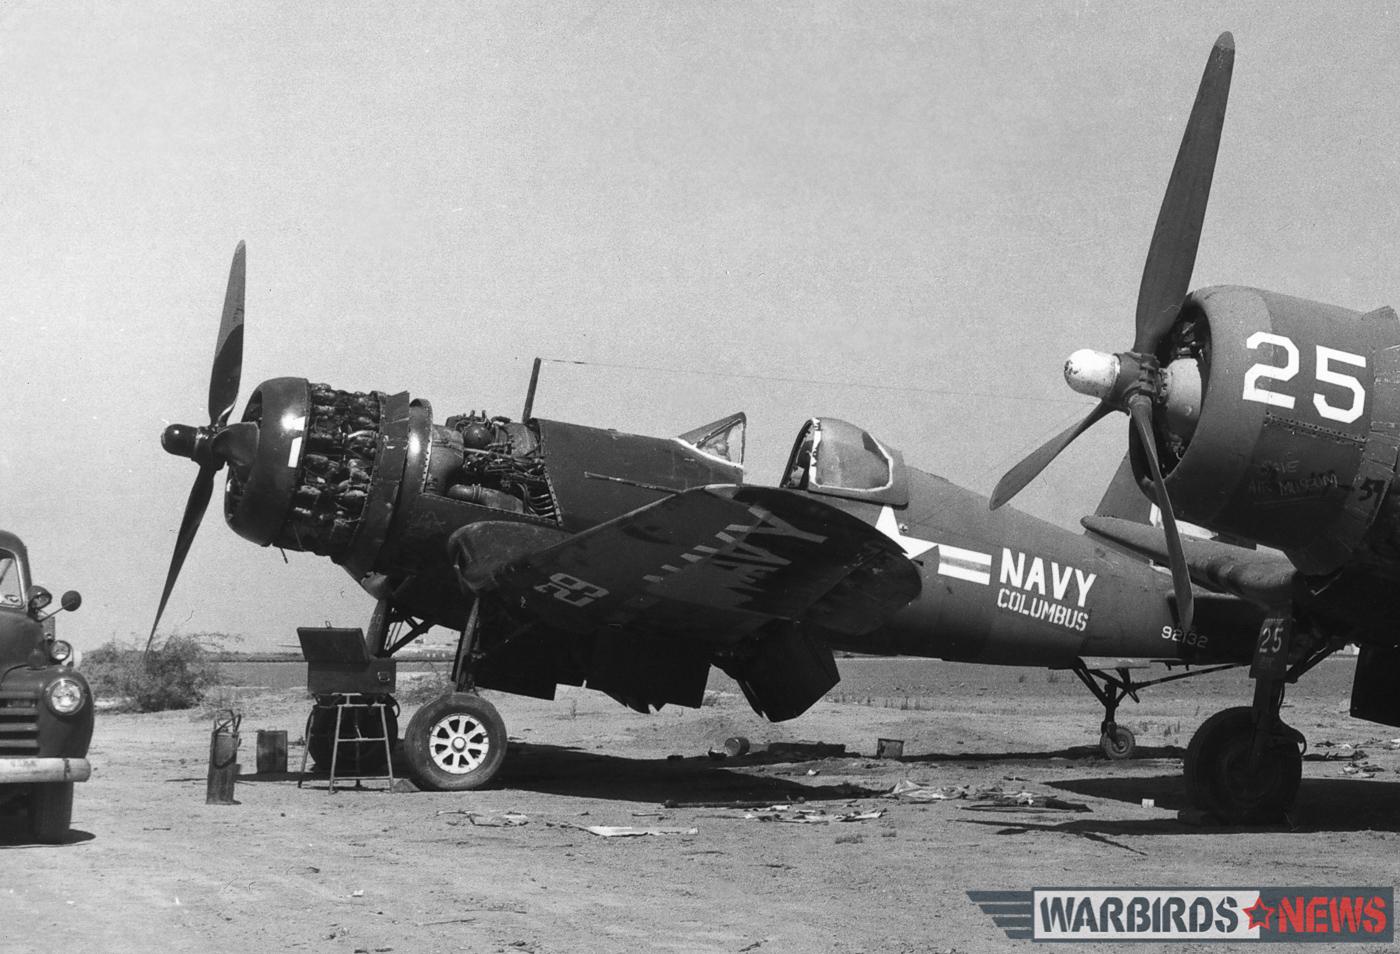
[1092,453,1153,524]
[1086,453,1156,563]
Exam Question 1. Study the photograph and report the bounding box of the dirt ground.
[4,656,1398,954]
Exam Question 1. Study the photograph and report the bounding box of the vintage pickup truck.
[0,530,91,842]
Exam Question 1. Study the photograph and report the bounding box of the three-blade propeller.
[990,33,1236,633]
[148,242,249,653]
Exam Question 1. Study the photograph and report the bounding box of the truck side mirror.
[60,590,82,613]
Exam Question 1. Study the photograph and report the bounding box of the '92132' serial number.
[1161,626,1208,647]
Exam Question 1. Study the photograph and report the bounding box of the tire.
[403,692,507,791]
[29,782,74,844]
[1100,725,1136,760]
[306,697,399,776]
[1185,706,1301,823]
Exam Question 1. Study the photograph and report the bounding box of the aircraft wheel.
[1100,725,1136,760]
[1184,706,1301,823]
[306,696,399,775]
[28,781,74,844]
[403,692,507,791]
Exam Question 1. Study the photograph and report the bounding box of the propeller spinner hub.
[161,422,221,467]
[1064,350,1121,401]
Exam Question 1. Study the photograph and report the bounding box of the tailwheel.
[1071,664,1141,761]
[403,691,507,791]
[1100,724,1136,760]
[1184,706,1302,824]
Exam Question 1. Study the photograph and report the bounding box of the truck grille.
[0,689,41,755]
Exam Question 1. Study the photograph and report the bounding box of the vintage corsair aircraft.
[995,33,1400,821]
[152,241,1264,793]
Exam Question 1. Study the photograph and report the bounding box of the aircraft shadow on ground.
[1042,774,1400,836]
[900,744,1187,764]
[481,741,884,804]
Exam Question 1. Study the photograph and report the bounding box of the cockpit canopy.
[780,418,908,506]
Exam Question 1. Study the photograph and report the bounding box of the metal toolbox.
[297,627,397,695]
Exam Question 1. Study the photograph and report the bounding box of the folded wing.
[449,485,920,721]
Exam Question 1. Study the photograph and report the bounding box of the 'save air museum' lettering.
[996,549,1096,632]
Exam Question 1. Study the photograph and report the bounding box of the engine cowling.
[1143,285,1400,573]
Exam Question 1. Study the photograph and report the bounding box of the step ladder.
[297,693,396,792]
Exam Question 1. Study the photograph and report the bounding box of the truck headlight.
[48,640,73,664]
[46,677,86,715]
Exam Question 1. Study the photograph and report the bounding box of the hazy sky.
[4,3,1399,651]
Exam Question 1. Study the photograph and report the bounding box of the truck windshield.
[0,551,22,607]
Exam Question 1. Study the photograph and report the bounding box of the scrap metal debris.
[884,780,968,802]
[1309,741,1368,761]
[1341,763,1385,778]
[883,779,1089,812]
[581,825,698,838]
[438,810,529,827]
[742,806,883,824]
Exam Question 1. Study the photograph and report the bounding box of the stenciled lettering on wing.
[641,503,825,589]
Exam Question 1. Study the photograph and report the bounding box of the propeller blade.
[990,402,1114,510]
[146,463,217,654]
[1128,396,1195,632]
[209,241,246,427]
[1133,33,1234,354]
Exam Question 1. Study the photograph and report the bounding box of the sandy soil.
[4,657,1397,954]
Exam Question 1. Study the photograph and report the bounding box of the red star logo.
[1245,896,1274,930]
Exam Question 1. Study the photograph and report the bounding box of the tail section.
[1089,452,1255,552]
[1086,453,1156,563]
[1092,453,1153,524]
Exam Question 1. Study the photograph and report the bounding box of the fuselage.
[804,467,1260,667]
[210,379,1261,673]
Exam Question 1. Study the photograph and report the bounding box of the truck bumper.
[0,757,91,784]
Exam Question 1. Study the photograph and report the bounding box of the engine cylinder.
[224,377,387,559]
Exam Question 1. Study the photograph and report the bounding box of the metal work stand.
[297,693,396,792]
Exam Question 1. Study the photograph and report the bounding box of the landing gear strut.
[401,599,510,791]
[1183,705,1301,823]
[1184,620,1323,823]
[1071,662,1238,760]
[1072,665,1139,759]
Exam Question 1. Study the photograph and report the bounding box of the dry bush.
[84,635,226,712]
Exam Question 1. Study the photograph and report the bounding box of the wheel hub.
[428,714,490,774]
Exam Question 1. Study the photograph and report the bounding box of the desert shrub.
[84,635,225,712]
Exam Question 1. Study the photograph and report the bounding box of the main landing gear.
[401,599,509,791]
[302,598,511,791]
[1183,620,1327,824]
[1071,662,1238,761]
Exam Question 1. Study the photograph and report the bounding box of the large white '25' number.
[1314,346,1367,423]
[1242,332,1298,409]
[1242,333,1367,424]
